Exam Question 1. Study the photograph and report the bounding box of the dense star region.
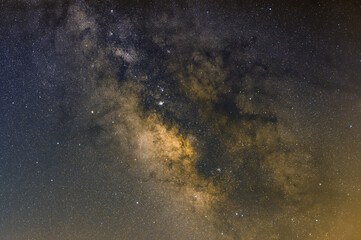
[1,0,361,239]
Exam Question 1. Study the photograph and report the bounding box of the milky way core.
[1,1,361,239]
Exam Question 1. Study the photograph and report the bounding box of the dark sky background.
[0,0,361,239]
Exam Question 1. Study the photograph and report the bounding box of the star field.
[1,1,361,239]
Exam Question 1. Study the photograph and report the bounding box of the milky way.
[1,1,361,239]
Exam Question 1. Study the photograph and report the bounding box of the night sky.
[1,0,361,239]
